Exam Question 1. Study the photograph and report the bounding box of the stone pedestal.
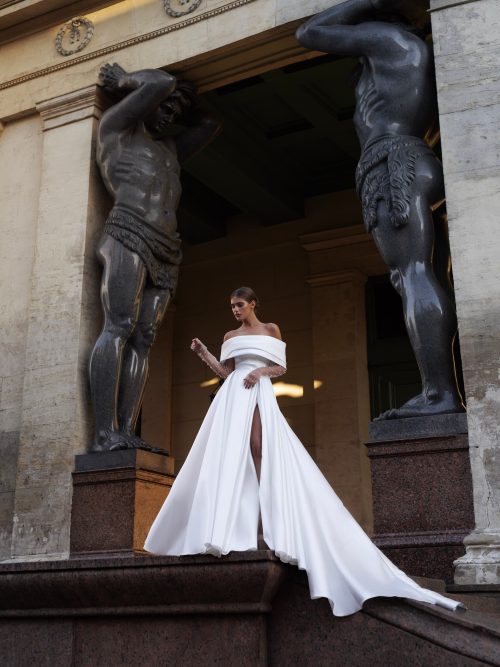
[70,450,174,558]
[366,414,474,582]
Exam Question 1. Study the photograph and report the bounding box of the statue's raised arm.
[296,2,465,420]
[98,63,177,133]
[296,0,377,55]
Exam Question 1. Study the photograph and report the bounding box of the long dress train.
[144,335,461,617]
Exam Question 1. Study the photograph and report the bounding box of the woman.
[144,287,461,617]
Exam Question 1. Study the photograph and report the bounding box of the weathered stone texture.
[0,115,43,558]
[431,0,500,582]
[8,90,105,561]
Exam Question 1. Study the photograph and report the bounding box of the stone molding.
[454,531,500,585]
[36,84,102,130]
[300,225,370,253]
[0,552,287,616]
[306,269,367,289]
[0,0,259,92]
[430,0,481,11]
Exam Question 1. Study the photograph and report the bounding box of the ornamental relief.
[8,0,257,93]
[55,17,94,57]
[164,0,203,18]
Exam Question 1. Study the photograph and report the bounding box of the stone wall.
[0,115,43,558]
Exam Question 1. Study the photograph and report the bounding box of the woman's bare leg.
[250,405,262,482]
[250,405,267,547]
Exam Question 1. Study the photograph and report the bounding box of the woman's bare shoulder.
[265,323,282,340]
[223,329,239,342]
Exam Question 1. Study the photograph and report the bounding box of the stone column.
[308,270,373,530]
[430,0,500,584]
[299,227,372,530]
[8,86,106,561]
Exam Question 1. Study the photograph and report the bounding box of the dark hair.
[230,286,259,309]
[175,79,198,107]
[384,15,430,40]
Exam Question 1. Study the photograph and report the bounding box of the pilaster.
[430,0,500,583]
[7,85,106,561]
[301,227,384,531]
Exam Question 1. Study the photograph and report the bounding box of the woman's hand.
[190,338,207,354]
[243,369,261,389]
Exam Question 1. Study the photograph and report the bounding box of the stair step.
[414,576,500,619]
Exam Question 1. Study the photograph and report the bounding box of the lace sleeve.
[258,364,286,379]
[196,344,233,379]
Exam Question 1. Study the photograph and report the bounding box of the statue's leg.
[432,204,455,304]
[371,156,464,419]
[117,283,171,442]
[89,235,147,450]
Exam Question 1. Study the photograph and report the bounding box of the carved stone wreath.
[164,0,202,18]
[55,17,94,57]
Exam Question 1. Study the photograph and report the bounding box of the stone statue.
[90,63,221,451]
[297,0,465,419]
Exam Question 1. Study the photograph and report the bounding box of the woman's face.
[231,296,255,322]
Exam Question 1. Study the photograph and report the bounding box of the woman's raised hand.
[191,338,207,354]
[243,370,261,389]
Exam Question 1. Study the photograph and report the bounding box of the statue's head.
[147,79,197,135]
[384,14,430,41]
[375,0,431,37]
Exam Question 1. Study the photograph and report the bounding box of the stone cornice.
[36,84,103,129]
[0,0,259,91]
[0,0,23,9]
[0,0,117,42]
[300,225,370,252]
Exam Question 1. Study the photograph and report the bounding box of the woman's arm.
[191,338,234,379]
[243,364,286,389]
[243,322,285,387]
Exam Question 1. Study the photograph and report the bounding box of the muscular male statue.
[90,63,221,451]
[297,0,464,419]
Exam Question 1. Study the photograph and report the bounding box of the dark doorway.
[176,53,360,244]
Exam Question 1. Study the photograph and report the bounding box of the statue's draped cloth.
[145,335,460,616]
[356,134,437,232]
[104,207,182,294]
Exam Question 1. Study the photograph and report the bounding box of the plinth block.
[366,417,474,582]
[70,450,175,558]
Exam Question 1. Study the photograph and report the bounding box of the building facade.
[0,0,499,591]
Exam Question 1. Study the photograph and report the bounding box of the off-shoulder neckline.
[222,334,284,343]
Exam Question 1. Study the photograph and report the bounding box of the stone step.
[415,576,500,619]
[1,553,500,666]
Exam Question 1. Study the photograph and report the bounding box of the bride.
[144,286,461,617]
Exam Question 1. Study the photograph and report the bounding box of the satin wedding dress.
[144,335,461,617]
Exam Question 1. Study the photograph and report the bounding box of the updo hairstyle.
[230,286,260,310]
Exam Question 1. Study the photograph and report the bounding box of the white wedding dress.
[144,335,461,617]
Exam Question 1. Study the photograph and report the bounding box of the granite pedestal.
[366,414,474,582]
[70,450,175,558]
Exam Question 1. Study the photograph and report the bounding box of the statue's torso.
[353,29,437,147]
[98,123,181,234]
